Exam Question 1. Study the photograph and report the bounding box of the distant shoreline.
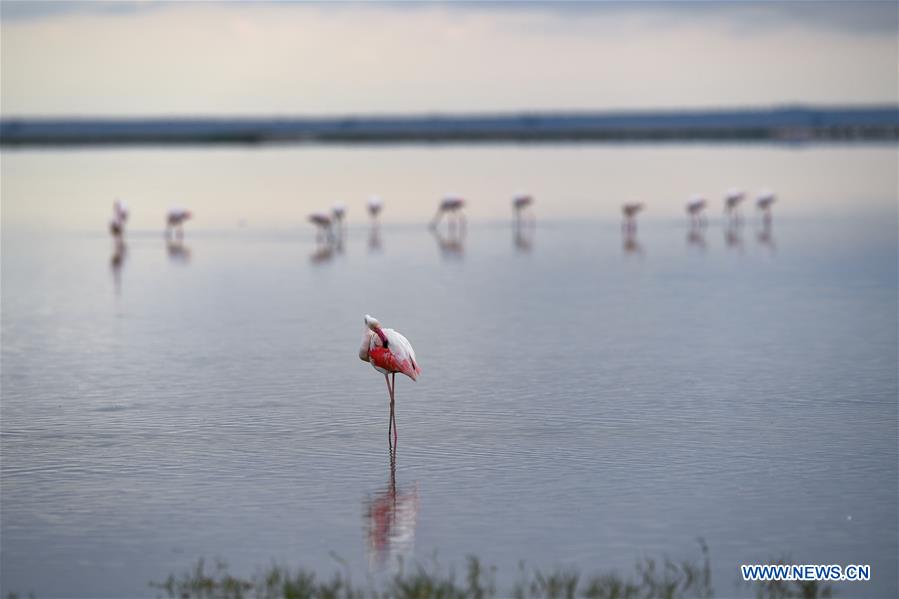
[2,106,896,146]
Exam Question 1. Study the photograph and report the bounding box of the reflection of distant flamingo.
[359,315,421,446]
[365,446,419,571]
[686,195,707,228]
[756,221,777,252]
[686,228,706,251]
[431,227,465,259]
[724,189,745,224]
[110,238,127,293]
[514,221,534,253]
[166,238,191,264]
[756,190,776,227]
[621,202,644,233]
[724,221,743,252]
[368,227,382,253]
[310,244,335,264]
[757,219,777,252]
[622,227,643,256]
[430,195,466,233]
[166,207,192,239]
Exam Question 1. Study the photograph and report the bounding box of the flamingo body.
[368,196,384,218]
[513,194,533,210]
[360,326,420,381]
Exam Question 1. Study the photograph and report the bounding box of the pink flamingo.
[166,207,192,239]
[359,315,421,445]
[756,190,776,225]
[621,202,644,232]
[368,196,384,221]
[724,189,745,223]
[109,199,128,237]
[686,195,707,228]
[430,195,466,231]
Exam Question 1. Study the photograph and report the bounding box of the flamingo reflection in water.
[686,228,707,252]
[724,220,744,252]
[110,238,127,294]
[167,239,192,264]
[432,226,465,259]
[365,446,419,571]
[622,228,643,256]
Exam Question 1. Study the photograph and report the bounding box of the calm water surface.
[1,146,897,597]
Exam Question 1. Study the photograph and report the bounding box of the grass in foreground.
[140,541,833,599]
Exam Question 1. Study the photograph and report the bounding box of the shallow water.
[1,145,897,598]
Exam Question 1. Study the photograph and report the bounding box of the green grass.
[138,541,834,599]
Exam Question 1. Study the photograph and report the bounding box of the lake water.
[1,144,897,598]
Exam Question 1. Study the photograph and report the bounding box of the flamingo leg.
[391,372,398,445]
[385,374,394,443]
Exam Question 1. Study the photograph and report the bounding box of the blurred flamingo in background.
[686,195,707,228]
[166,207,192,239]
[368,195,384,222]
[512,193,534,222]
[430,195,466,232]
[724,189,745,223]
[621,202,644,232]
[756,190,776,225]
[332,202,347,230]
[109,199,128,237]
[308,211,334,243]
[359,315,421,446]
[512,193,535,252]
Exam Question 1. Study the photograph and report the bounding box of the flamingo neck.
[374,328,389,348]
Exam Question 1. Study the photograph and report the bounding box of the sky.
[1,1,897,117]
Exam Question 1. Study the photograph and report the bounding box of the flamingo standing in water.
[109,199,129,237]
[756,190,776,225]
[359,315,421,445]
[430,195,466,231]
[368,196,384,222]
[332,202,347,231]
[512,193,534,220]
[166,207,192,239]
[686,195,707,228]
[308,212,334,243]
[621,202,644,232]
[724,189,745,223]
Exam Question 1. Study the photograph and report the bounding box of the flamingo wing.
[369,328,420,381]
